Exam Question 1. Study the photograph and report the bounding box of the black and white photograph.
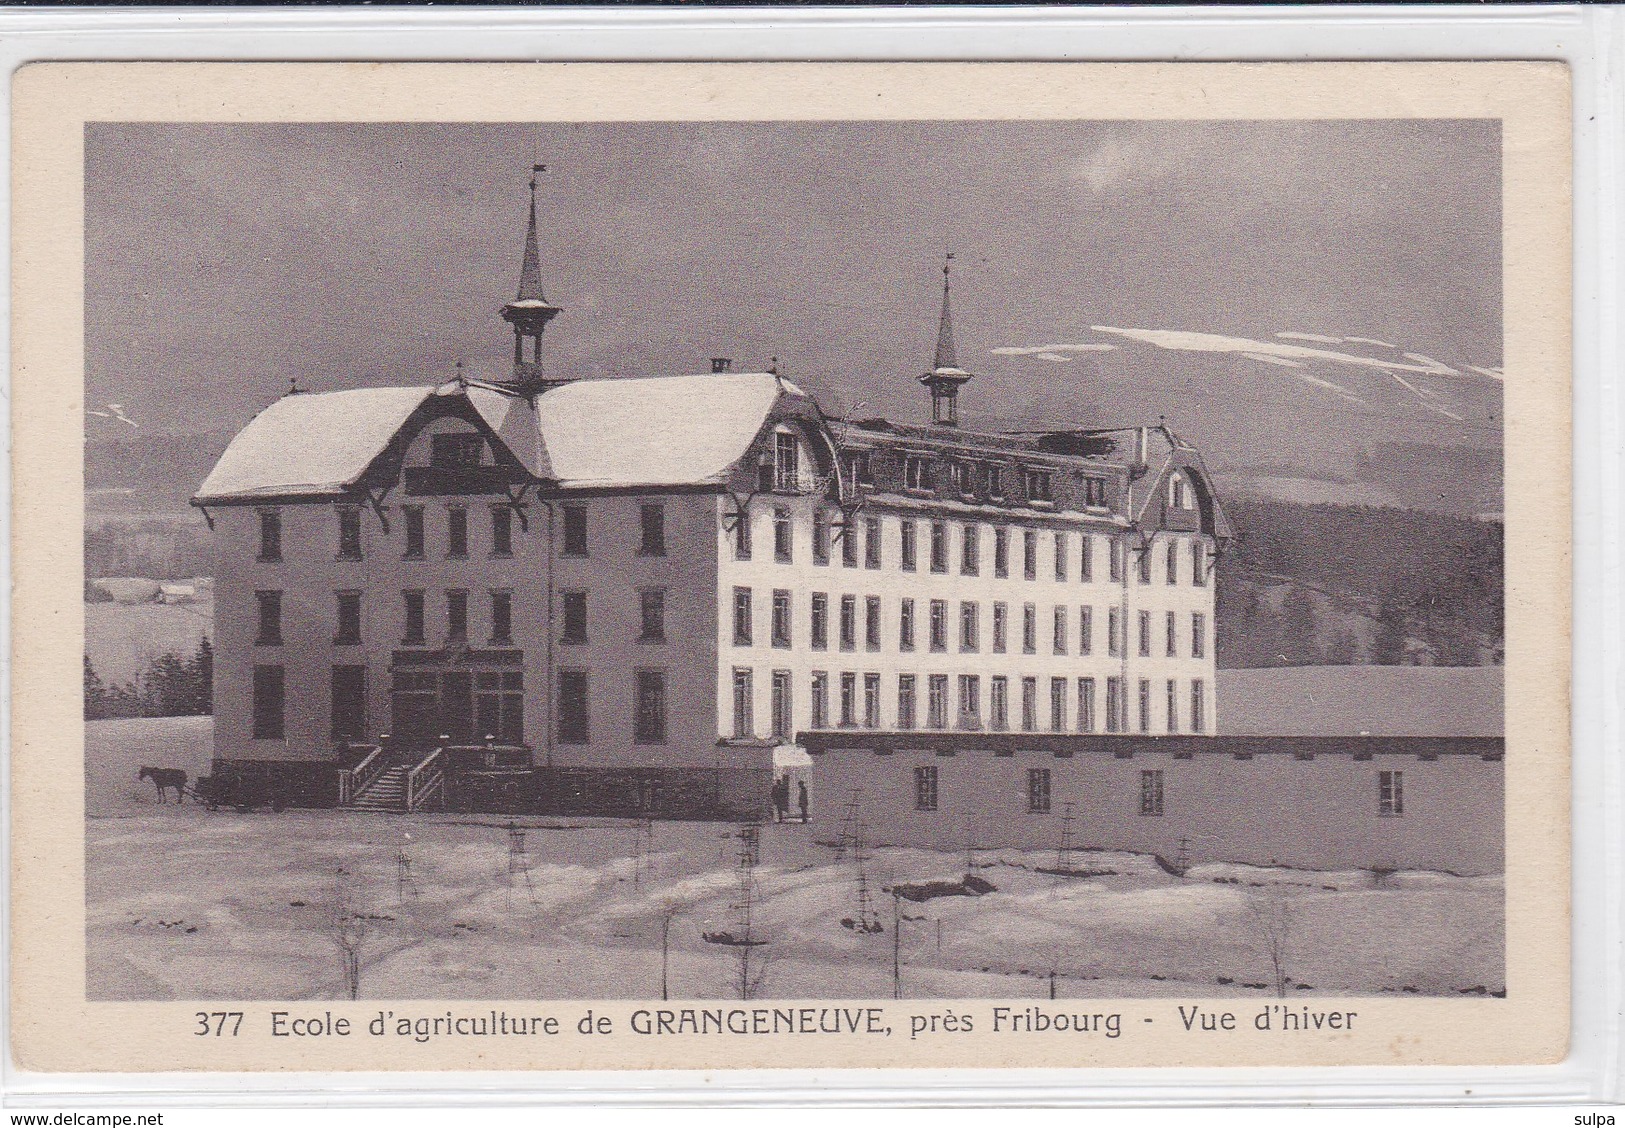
[80,115,1509,1007]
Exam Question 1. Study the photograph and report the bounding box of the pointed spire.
[933,253,958,372]
[516,165,546,302]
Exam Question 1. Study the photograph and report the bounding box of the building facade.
[193,186,1228,816]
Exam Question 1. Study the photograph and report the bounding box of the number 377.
[195,1011,244,1036]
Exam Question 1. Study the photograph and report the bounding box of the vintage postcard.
[10,61,1570,1074]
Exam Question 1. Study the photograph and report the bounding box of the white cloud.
[1344,336,1398,349]
[1276,331,1344,345]
[990,343,1117,360]
[1466,365,1505,382]
[1240,352,1305,369]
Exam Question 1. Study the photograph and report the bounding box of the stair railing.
[339,744,386,806]
[406,747,445,812]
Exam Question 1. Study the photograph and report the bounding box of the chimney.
[711,357,733,374]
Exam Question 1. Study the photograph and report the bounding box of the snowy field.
[89,718,1504,1002]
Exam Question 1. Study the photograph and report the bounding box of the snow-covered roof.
[533,372,797,488]
[195,386,433,501]
[195,372,806,502]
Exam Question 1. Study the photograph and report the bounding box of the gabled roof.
[195,386,434,501]
[194,372,810,502]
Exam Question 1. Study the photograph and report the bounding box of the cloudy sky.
[85,120,1501,498]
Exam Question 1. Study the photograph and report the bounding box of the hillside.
[1218,666,1501,737]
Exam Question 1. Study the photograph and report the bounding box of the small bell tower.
[500,165,564,394]
[918,254,972,426]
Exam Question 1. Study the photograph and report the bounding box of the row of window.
[249,663,524,744]
[734,511,1209,588]
[731,588,1208,660]
[732,669,1208,739]
[910,767,1406,817]
[253,589,522,648]
[255,502,670,563]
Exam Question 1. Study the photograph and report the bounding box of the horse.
[138,766,188,804]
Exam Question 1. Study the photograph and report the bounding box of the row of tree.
[84,638,213,719]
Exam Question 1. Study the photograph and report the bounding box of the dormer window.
[774,432,799,492]
[948,461,969,495]
[1169,473,1194,510]
[904,455,934,493]
[844,451,872,489]
[1083,476,1108,508]
[1024,468,1053,504]
[987,465,1004,500]
[431,432,483,469]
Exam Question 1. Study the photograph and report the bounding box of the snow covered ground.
[88,804,1503,1003]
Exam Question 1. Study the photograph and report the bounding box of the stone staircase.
[350,764,411,811]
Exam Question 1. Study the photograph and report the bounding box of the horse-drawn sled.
[138,766,286,813]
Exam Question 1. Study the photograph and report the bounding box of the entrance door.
[440,671,473,744]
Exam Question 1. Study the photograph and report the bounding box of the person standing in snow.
[772,775,788,823]
[797,780,809,824]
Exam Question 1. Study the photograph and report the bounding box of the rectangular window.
[333,591,361,646]
[914,765,939,812]
[864,673,881,728]
[958,674,981,729]
[961,523,980,575]
[846,451,873,488]
[257,509,282,561]
[771,670,792,741]
[897,675,917,730]
[811,672,830,728]
[1167,610,1178,657]
[431,432,483,468]
[840,672,858,727]
[635,671,667,744]
[948,460,969,495]
[1191,679,1206,733]
[864,596,881,650]
[640,504,666,556]
[1166,678,1179,733]
[929,600,948,652]
[1379,770,1404,816]
[905,455,933,493]
[864,518,881,569]
[1053,606,1068,655]
[810,593,829,650]
[1138,678,1152,733]
[1138,610,1152,657]
[772,589,792,648]
[1023,531,1038,580]
[255,590,282,645]
[1050,677,1067,733]
[960,601,980,652]
[330,665,366,741]
[733,587,753,646]
[1141,770,1164,817]
[1079,605,1093,655]
[640,588,666,643]
[773,507,792,562]
[1106,676,1123,733]
[1192,540,1207,587]
[840,595,857,650]
[992,526,1010,578]
[252,665,285,739]
[562,591,588,644]
[446,506,468,559]
[402,505,424,559]
[899,598,916,652]
[557,670,589,743]
[1192,612,1207,659]
[1054,532,1068,580]
[475,670,524,745]
[1109,537,1124,582]
[490,504,513,557]
[900,520,918,572]
[930,522,948,574]
[731,668,754,738]
[1166,539,1179,585]
[402,590,425,645]
[446,590,469,640]
[990,676,1009,731]
[1022,604,1037,654]
[1137,542,1152,584]
[337,506,362,561]
[813,509,831,564]
[1108,607,1122,657]
[732,505,752,560]
[1028,768,1052,814]
[927,675,949,729]
[774,431,799,491]
[1078,677,1097,733]
[562,505,588,556]
[988,464,1004,500]
[490,591,513,645]
[992,602,1008,653]
[841,519,858,567]
[1020,677,1038,733]
[1080,534,1093,581]
[1025,468,1053,503]
[1083,476,1107,508]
